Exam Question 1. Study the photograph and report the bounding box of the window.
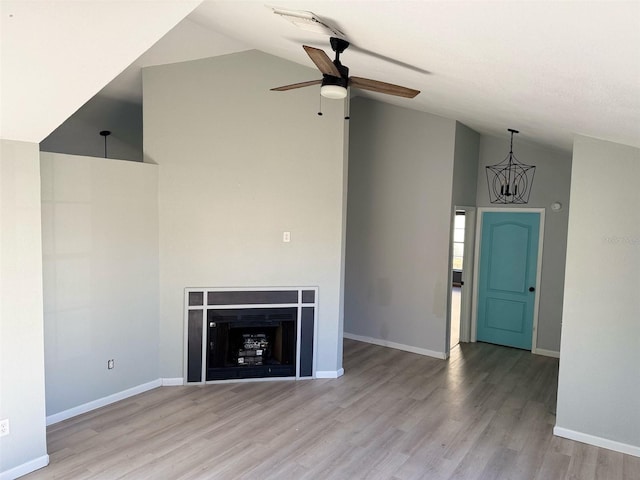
[452,212,465,271]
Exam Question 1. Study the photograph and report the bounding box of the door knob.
[529,287,535,292]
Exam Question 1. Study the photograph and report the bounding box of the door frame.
[447,206,476,355]
[470,207,545,353]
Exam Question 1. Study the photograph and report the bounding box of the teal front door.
[477,211,540,350]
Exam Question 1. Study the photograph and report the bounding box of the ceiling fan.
[271,37,420,100]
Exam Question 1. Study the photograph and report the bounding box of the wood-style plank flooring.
[450,287,461,349]
[25,339,640,479]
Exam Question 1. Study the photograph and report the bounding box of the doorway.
[472,208,544,351]
[449,207,476,351]
[450,211,464,349]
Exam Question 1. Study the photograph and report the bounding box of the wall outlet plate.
[0,418,9,437]
[107,359,114,369]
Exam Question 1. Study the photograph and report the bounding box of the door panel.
[477,212,540,350]
[488,224,529,292]
[486,298,525,332]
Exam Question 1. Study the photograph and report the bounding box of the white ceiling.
[184,0,640,152]
[99,16,251,104]
[0,0,202,143]
[5,1,639,151]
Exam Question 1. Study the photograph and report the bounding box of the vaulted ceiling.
[4,1,639,152]
[185,1,640,152]
[0,0,202,143]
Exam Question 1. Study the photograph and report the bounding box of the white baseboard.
[161,377,184,386]
[554,426,640,458]
[344,332,447,360]
[534,348,560,358]
[0,454,49,480]
[315,368,344,379]
[46,379,161,426]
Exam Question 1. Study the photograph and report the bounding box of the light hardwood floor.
[25,339,639,479]
[450,287,461,349]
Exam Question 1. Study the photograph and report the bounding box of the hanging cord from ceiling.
[99,130,111,158]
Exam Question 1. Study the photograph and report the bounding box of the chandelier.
[485,129,536,204]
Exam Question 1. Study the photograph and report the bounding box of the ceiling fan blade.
[349,76,420,98]
[271,79,322,91]
[292,38,431,75]
[303,45,341,77]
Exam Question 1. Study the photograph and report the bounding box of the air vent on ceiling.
[270,7,345,38]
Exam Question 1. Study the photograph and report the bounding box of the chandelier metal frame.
[485,129,536,204]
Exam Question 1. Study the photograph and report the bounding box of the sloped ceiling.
[3,1,639,151]
[99,16,251,104]
[0,0,202,143]
[184,1,639,151]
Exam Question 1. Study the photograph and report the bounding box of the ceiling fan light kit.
[321,84,347,99]
[271,35,420,109]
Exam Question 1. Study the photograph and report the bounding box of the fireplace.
[185,288,317,383]
[206,307,297,380]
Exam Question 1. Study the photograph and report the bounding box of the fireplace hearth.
[185,288,317,383]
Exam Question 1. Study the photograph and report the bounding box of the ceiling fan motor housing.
[322,62,349,88]
[330,37,350,55]
[327,36,350,87]
[322,75,347,89]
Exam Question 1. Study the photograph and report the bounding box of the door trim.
[470,207,545,353]
[459,208,476,344]
[447,206,476,356]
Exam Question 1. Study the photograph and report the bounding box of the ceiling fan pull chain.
[318,91,323,116]
[345,96,350,120]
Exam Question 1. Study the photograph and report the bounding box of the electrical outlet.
[0,418,9,437]
[283,231,291,243]
[107,359,114,370]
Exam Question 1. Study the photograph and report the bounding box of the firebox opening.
[206,307,297,380]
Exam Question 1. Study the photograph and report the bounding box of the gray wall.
[0,140,48,475]
[40,152,159,416]
[344,97,457,356]
[143,50,349,377]
[556,136,640,451]
[452,122,480,207]
[40,94,143,162]
[476,134,572,352]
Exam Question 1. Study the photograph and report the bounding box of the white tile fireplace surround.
[184,287,318,384]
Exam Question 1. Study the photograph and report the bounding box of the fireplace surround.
[184,287,317,383]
